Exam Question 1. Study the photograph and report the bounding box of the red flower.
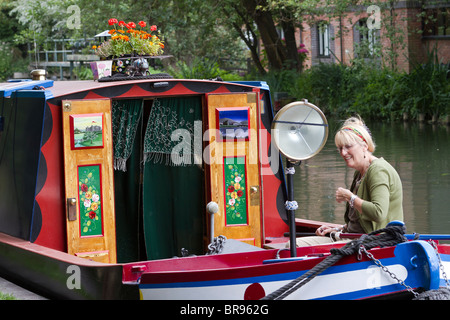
[127,22,136,29]
[118,20,126,27]
[150,25,157,32]
[108,18,118,26]
[89,211,96,219]
[237,190,243,197]
[81,184,88,192]
[138,21,146,28]
[227,185,235,193]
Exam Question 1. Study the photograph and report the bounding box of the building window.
[355,19,379,58]
[318,23,330,57]
[423,8,450,37]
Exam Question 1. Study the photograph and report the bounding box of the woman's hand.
[315,225,335,236]
[335,187,352,203]
[336,187,363,213]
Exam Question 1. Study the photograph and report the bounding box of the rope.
[413,288,450,300]
[98,73,173,82]
[261,225,407,300]
[285,167,295,175]
[285,200,298,211]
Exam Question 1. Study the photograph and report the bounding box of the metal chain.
[360,245,419,298]
[429,240,450,288]
[206,235,227,255]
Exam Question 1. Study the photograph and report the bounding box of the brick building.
[298,1,449,72]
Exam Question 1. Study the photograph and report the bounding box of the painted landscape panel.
[216,107,249,141]
[70,113,104,149]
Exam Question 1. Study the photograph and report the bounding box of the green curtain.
[112,99,143,262]
[142,97,204,260]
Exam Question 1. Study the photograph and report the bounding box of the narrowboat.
[0,74,449,300]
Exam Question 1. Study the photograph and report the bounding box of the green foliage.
[0,291,16,300]
[284,52,449,121]
[168,58,244,81]
[0,47,13,80]
[351,67,404,119]
[260,69,298,94]
[400,47,450,119]
[0,44,29,81]
[73,65,94,80]
[288,63,365,117]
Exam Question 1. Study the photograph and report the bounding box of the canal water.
[292,118,450,235]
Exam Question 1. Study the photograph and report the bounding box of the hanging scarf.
[143,97,200,166]
[112,99,143,171]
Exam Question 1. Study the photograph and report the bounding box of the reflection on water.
[292,119,450,234]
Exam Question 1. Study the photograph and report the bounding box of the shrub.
[351,68,406,120]
[168,58,244,81]
[0,45,13,81]
[400,48,450,119]
[288,54,449,121]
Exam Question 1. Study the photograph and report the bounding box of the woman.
[294,116,404,247]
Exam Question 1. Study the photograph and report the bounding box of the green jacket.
[345,158,404,233]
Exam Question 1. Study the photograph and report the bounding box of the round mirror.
[272,101,328,161]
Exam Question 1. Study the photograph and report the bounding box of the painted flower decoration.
[78,167,102,236]
[225,163,247,224]
[95,18,165,58]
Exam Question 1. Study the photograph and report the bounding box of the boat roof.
[0,79,270,100]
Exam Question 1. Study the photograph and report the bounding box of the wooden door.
[207,92,262,247]
[62,99,116,263]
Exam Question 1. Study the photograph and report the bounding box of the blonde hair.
[335,116,375,153]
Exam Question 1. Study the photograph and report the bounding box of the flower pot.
[112,56,150,77]
[112,56,133,75]
[90,60,113,80]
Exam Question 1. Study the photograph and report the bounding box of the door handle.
[67,198,77,221]
[249,186,260,206]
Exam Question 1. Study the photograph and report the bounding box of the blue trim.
[227,81,270,91]
[0,80,54,98]
[394,240,441,291]
[440,253,450,262]
[7,79,32,83]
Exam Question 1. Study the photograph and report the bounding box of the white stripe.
[140,264,407,300]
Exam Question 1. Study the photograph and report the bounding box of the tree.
[6,0,309,74]
[222,0,304,73]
